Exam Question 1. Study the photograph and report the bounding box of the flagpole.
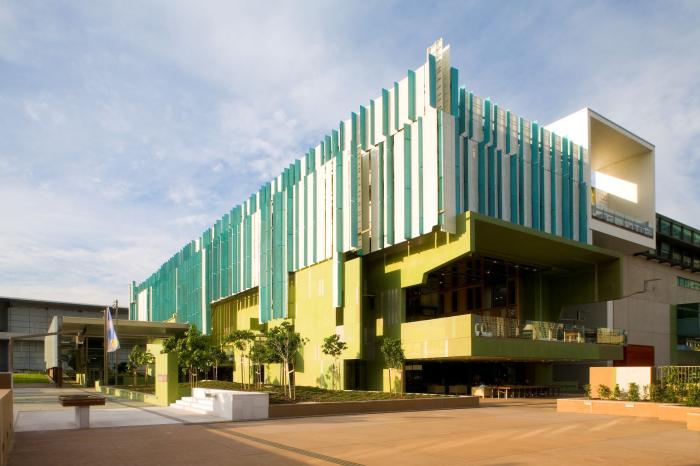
[114,300,119,386]
[103,307,108,386]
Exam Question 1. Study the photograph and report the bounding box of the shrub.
[628,382,640,402]
[663,384,679,403]
[598,384,612,400]
[612,384,621,400]
[685,384,700,407]
[582,384,591,399]
[642,385,649,401]
[649,383,663,402]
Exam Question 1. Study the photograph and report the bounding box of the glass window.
[678,276,700,291]
[683,228,693,243]
[683,254,692,267]
[694,232,700,246]
[672,249,682,262]
[660,242,671,257]
[672,223,682,238]
[659,219,671,235]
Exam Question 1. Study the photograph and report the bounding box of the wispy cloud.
[0,0,698,305]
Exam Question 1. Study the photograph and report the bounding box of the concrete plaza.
[13,385,224,432]
[9,397,700,466]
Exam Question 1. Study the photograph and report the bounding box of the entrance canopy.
[56,316,188,341]
[45,316,188,381]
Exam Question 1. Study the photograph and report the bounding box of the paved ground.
[13,386,225,431]
[10,397,700,466]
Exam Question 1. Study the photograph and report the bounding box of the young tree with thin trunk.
[227,329,256,389]
[265,321,308,400]
[209,344,227,381]
[322,334,347,390]
[127,345,155,386]
[248,337,269,388]
[380,337,406,396]
[161,324,210,387]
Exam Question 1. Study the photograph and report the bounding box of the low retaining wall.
[557,398,700,431]
[0,389,13,466]
[96,385,159,405]
[688,413,700,431]
[658,404,700,422]
[269,396,479,418]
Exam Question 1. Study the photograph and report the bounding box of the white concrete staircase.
[170,395,215,415]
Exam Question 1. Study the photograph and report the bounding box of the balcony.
[472,315,626,345]
[400,314,625,361]
[591,203,654,238]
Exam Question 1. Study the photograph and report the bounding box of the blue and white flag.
[106,308,120,352]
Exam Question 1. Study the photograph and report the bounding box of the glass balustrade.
[472,315,626,345]
[590,188,653,237]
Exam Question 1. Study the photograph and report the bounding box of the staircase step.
[169,396,215,416]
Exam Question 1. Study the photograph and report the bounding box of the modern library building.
[129,40,700,393]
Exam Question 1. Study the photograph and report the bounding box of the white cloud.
[0,0,698,307]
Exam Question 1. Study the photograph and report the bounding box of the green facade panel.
[407,69,416,121]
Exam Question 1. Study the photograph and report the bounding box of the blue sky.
[1,1,699,305]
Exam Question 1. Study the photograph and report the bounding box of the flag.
[106,308,120,352]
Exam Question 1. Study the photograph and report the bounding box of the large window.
[683,228,693,243]
[672,223,682,239]
[660,242,671,258]
[676,303,700,350]
[678,276,700,292]
[405,257,522,322]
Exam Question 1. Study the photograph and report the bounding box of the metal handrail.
[591,204,654,238]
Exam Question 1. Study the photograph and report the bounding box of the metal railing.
[472,315,626,345]
[591,204,654,238]
[655,366,700,384]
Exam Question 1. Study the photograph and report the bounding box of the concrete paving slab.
[9,400,700,466]
[12,385,227,431]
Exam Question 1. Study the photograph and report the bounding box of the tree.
[264,321,308,400]
[380,337,405,396]
[322,334,347,390]
[161,324,211,387]
[248,337,270,388]
[208,344,228,381]
[227,329,256,389]
[127,345,155,386]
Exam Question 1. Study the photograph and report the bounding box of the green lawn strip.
[115,380,448,404]
[12,373,51,384]
[197,380,445,404]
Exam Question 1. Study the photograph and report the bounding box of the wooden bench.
[58,395,106,429]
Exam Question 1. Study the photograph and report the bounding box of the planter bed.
[557,398,700,430]
[269,395,479,418]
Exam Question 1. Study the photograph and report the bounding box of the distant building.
[0,297,128,371]
[130,40,700,393]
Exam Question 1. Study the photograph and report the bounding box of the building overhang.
[469,212,620,272]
